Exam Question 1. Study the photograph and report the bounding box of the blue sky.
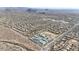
[0,0,79,9]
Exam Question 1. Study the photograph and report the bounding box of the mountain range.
[0,7,79,14]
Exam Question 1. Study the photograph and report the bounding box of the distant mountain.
[0,7,79,14]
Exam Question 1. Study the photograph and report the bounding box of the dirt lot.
[0,25,41,51]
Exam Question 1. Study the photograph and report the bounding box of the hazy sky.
[0,0,79,9]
